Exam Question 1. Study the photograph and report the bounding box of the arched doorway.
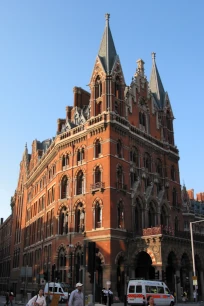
[117,257,125,300]
[180,253,191,293]
[95,256,103,302]
[166,251,177,292]
[135,251,155,279]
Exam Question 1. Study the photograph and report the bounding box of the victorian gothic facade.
[1,14,204,301]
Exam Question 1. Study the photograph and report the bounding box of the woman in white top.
[27,289,46,306]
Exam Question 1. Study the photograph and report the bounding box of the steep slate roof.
[98,14,117,74]
[149,52,166,108]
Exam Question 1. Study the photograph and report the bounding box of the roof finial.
[25,142,27,149]
[151,52,156,61]
[105,13,110,24]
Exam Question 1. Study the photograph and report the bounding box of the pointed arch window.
[172,188,177,206]
[62,154,69,169]
[161,205,168,226]
[117,201,124,229]
[156,158,163,177]
[139,112,146,127]
[148,202,156,227]
[95,202,102,229]
[95,166,101,183]
[77,148,85,164]
[61,176,68,199]
[59,207,68,235]
[116,165,123,189]
[95,139,101,158]
[76,171,84,195]
[75,203,85,233]
[117,140,122,158]
[115,76,122,100]
[130,146,139,167]
[95,76,102,99]
[143,153,151,172]
[130,170,137,188]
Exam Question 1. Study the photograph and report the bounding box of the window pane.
[136,286,142,293]
[129,286,135,293]
[157,286,164,293]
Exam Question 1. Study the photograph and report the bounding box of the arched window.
[139,112,146,127]
[130,146,139,167]
[95,140,101,158]
[61,176,68,199]
[95,76,102,99]
[143,153,151,172]
[81,148,85,160]
[161,205,168,226]
[116,165,123,189]
[172,188,177,206]
[171,165,176,181]
[95,202,102,228]
[156,158,162,176]
[115,76,121,99]
[59,207,68,235]
[62,154,69,169]
[148,202,156,227]
[95,166,101,184]
[117,201,124,229]
[76,171,84,195]
[130,170,137,188]
[75,203,85,233]
[117,140,122,158]
[77,150,81,162]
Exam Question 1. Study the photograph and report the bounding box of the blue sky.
[0,0,203,220]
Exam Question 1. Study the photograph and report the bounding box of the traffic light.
[51,264,56,282]
[155,271,159,280]
[176,276,180,284]
[44,271,48,281]
[162,270,166,281]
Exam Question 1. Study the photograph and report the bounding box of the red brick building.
[2,13,204,301]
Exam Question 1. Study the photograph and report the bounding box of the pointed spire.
[149,52,165,107]
[98,13,117,74]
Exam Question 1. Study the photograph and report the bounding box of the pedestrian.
[107,288,113,306]
[101,288,107,305]
[69,283,83,306]
[5,292,9,306]
[9,291,14,306]
[147,296,154,306]
[27,289,46,306]
[193,290,197,302]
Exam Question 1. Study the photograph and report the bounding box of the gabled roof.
[149,53,166,108]
[98,13,117,74]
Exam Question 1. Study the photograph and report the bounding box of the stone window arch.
[116,165,123,189]
[61,176,69,199]
[94,166,101,184]
[95,201,102,229]
[76,170,85,195]
[143,152,151,172]
[62,154,69,169]
[59,206,68,235]
[117,200,124,229]
[130,146,139,167]
[95,75,102,99]
[95,139,101,158]
[148,201,156,227]
[75,202,85,233]
[117,139,123,158]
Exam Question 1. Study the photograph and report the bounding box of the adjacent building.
[1,14,204,301]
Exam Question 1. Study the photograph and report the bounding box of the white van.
[127,279,174,306]
[44,282,69,302]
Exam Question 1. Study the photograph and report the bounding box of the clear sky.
[0,0,203,220]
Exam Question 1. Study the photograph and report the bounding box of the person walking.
[27,289,46,306]
[9,291,14,306]
[69,283,83,306]
[193,290,197,302]
[147,296,154,306]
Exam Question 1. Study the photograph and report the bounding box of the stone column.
[176,270,182,302]
[189,270,193,301]
[200,270,204,301]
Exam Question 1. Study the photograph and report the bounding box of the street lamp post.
[190,219,204,302]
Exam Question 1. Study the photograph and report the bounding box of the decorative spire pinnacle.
[149,52,165,107]
[98,14,117,74]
